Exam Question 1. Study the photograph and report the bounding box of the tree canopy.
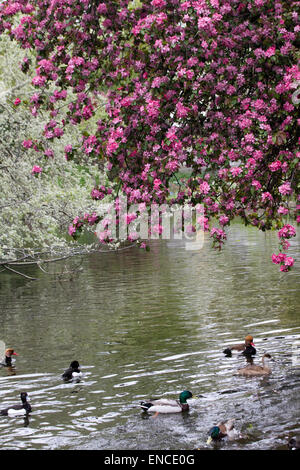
[0,32,109,270]
[0,0,299,271]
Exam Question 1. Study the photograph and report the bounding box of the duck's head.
[288,436,300,450]
[179,390,193,403]
[262,353,272,360]
[20,392,29,403]
[70,361,80,370]
[262,353,273,364]
[207,426,221,443]
[5,348,18,357]
[245,335,255,347]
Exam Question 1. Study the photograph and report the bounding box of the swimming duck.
[62,361,82,381]
[288,436,300,450]
[0,348,19,367]
[207,419,239,444]
[235,353,272,377]
[0,392,31,416]
[140,390,194,417]
[223,335,256,357]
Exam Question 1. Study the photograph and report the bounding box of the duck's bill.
[206,437,213,445]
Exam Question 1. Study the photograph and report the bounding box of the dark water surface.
[0,224,299,450]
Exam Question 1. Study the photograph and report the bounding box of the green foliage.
[0,37,106,260]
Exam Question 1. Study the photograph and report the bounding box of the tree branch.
[2,264,38,280]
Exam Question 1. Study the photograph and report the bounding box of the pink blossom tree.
[0,0,299,270]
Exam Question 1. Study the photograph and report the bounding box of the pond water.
[0,224,299,450]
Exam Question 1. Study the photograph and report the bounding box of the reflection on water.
[0,224,299,450]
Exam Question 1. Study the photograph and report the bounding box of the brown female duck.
[235,353,273,377]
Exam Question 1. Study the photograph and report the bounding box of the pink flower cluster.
[31,165,42,175]
[271,223,297,272]
[210,227,227,250]
[271,253,295,272]
[91,186,113,201]
[23,140,33,149]
[68,212,101,239]
[278,182,293,196]
[278,224,296,239]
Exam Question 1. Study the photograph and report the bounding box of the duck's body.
[62,361,82,381]
[241,345,257,357]
[235,353,272,377]
[0,348,18,367]
[140,390,193,415]
[207,419,239,443]
[141,399,189,414]
[224,343,245,353]
[223,344,256,357]
[0,392,31,416]
[223,335,256,357]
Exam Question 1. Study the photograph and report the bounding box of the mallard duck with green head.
[207,419,240,444]
[140,390,194,417]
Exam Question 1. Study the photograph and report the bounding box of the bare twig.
[2,264,38,280]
